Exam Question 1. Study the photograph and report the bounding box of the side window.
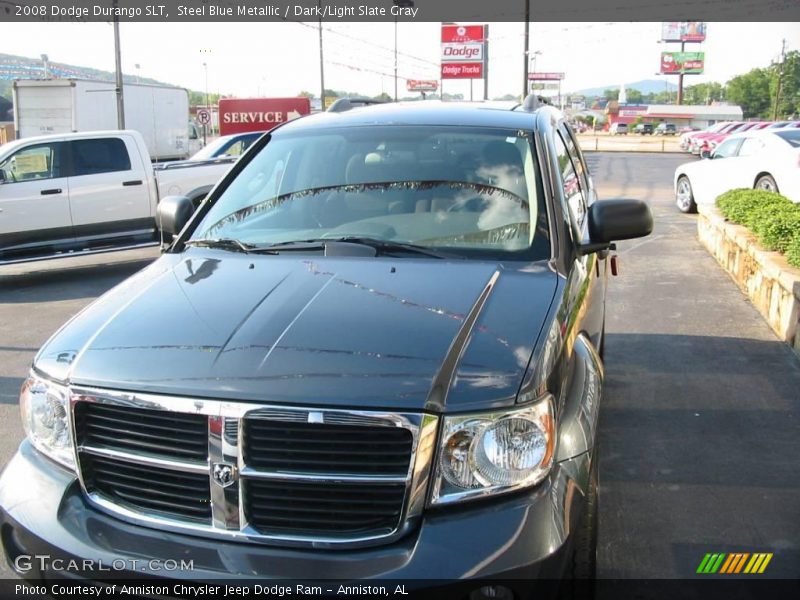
[554,131,587,238]
[712,138,742,159]
[70,138,132,177]
[738,138,765,157]
[0,143,63,183]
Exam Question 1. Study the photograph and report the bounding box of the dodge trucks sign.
[218,97,311,136]
[441,24,486,80]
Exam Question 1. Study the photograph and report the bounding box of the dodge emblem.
[212,463,237,488]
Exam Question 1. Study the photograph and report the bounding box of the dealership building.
[607,102,744,129]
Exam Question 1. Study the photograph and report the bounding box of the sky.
[2,21,798,98]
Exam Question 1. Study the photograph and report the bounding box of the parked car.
[655,123,678,136]
[633,123,654,135]
[699,121,772,156]
[154,131,266,171]
[674,128,800,212]
[0,100,653,588]
[680,122,732,151]
[610,122,628,135]
[0,130,230,263]
[689,122,748,154]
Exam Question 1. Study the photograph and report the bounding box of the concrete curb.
[697,204,800,359]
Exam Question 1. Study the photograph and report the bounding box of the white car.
[674,129,800,213]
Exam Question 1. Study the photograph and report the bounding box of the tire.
[676,176,697,213]
[755,174,779,194]
[559,451,599,599]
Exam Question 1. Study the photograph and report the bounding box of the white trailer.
[11,79,202,161]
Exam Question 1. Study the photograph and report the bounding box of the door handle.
[122,180,143,187]
[40,188,62,195]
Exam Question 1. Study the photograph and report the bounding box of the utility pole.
[522,0,530,99]
[318,0,325,110]
[113,2,125,129]
[773,38,787,121]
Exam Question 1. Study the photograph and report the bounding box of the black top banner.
[1,0,799,23]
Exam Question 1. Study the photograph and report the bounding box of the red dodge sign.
[441,62,484,79]
[218,97,311,136]
[441,24,485,43]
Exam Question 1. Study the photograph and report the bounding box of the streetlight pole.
[135,63,140,84]
[393,1,415,103]
[202,62,209,143]
[318,0,325,110]
[522,0,530,98]
[112,4,125,129]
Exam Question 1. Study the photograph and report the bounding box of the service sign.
[441,24,485,43]
[441,43,484,62]
[661,21,706,42]
[660,52,705,74]
[218,97,311,135]
[441,62,484,79]
[407,79,439,92]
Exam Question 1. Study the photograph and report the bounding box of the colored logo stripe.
[697,552,773,574]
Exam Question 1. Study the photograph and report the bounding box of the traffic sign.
[197,109,211,125]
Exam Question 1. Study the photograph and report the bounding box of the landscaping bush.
[716,189,800,268]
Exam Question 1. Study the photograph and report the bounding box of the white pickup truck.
[0,130,234,263]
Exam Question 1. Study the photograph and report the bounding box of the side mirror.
[157,195,194,243]
[701,149,712,159]
[580,199,653,255]
[0,170,6,184]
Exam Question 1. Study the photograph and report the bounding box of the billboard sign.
[218,97,311,135]
[407,79,439,92]
[441,24,485,43]
[660,52,705,74]
[441,62,484,79]
[441,43,484,62]
[661,22,706,42]
[528,72,565,81]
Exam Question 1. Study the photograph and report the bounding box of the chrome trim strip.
[238,467,407,484]
[208,416,240,530]
[70,386,438,549]
[77,444,208,475]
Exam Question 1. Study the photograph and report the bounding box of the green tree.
[297,90,315,98]
[726,68,773,118]
[773,50,800,118]
[626,89,644,104]
[373,92,392,102]
[603,88,618,101]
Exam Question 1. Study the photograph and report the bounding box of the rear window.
[775,129,800,148]
[70,138,131,176]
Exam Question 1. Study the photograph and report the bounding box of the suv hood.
[35,250,558,412]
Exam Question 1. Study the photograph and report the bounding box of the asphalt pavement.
[0,153,798,580]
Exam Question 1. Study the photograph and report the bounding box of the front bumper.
[0,441,591,588]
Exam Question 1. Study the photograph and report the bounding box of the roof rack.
[516,94,552,112]
[326,97,389,113]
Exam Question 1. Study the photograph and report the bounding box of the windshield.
[190,133,260,161]
[191,125,550,260]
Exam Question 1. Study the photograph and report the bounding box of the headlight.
[19,373,75,470]
[430,396,555,505]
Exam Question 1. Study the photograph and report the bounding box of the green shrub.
[716,189,800,262]
[786,234,800,269]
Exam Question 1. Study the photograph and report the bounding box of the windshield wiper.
[240,237,461,259]
[184,238,255,253]
[321,237,463,259]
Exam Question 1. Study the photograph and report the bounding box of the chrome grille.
[70,388,437,548]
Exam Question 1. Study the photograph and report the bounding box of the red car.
[688,122,747,154]
[700,121,772,155]
[680,122,733,151]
